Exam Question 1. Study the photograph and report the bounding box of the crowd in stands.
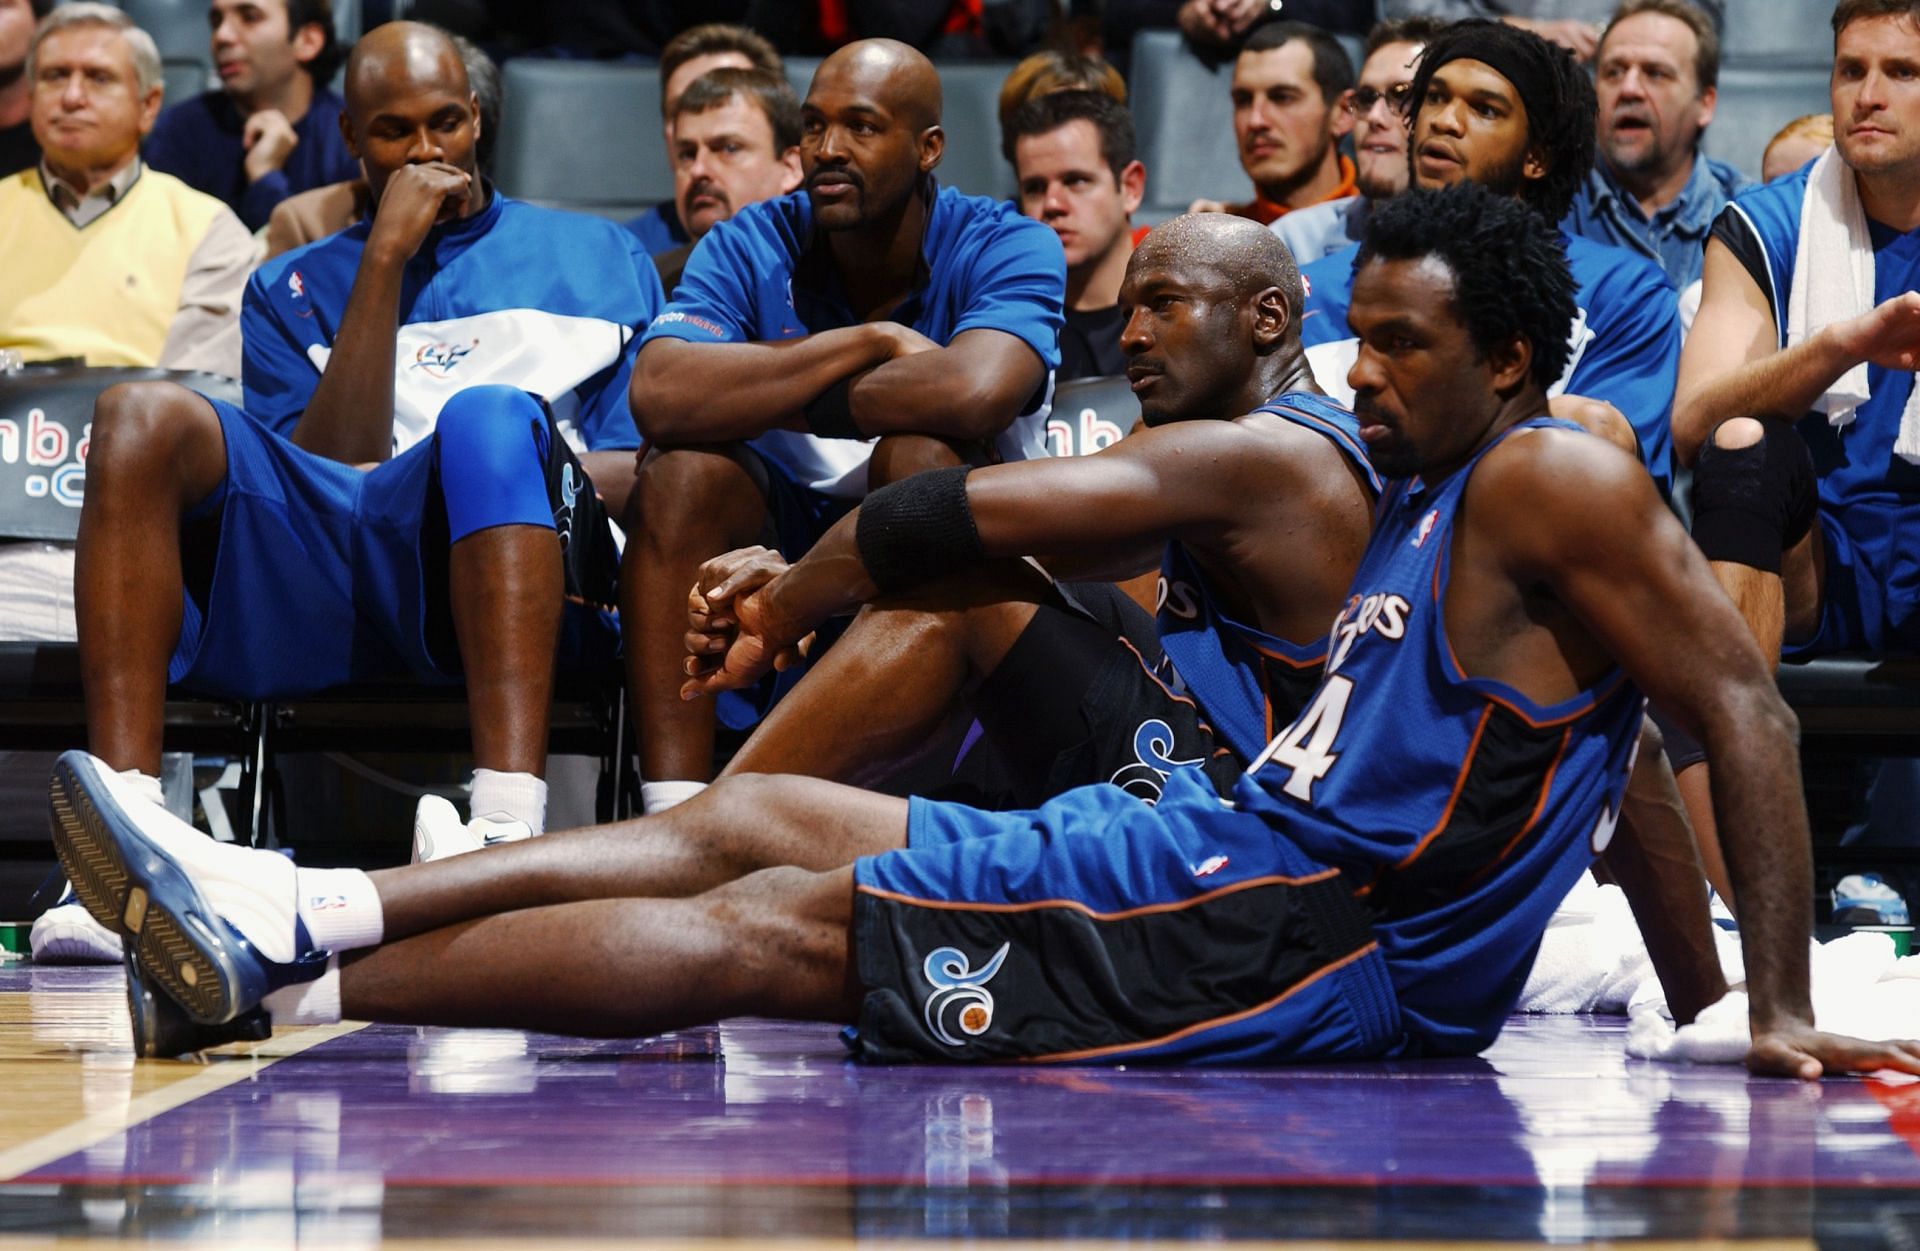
[9,0,1920,1079]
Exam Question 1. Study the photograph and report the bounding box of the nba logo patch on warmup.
[1411,509,1439,548]
[922,943,1010,1047]
[288,270,306,300]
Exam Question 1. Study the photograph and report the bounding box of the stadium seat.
[1720,0,1833,67]
[928,61,1017,201]
[1702,66,1832,183]
[122,0,213,106]
[1129,29,1247,223]
[495,59,666,220]
[1047,374,1139,458]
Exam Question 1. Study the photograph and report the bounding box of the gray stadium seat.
[495,59,666,220]
[122,0,212,106]
[1129,29,1248,223]
[1720,0,1832,67]
[1702,65,1832,183]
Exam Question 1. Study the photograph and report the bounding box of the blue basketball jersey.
[1298,233,1679,497]
[1233,417,1646,1055]
[1155,391,1384,764]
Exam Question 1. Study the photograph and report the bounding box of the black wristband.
[855,465,983,594]
[803,378,865,440]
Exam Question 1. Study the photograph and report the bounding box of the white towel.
[1785,146,1920,460]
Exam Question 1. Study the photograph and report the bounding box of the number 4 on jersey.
[1250,675,1354,802]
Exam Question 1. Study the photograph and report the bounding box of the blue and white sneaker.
[49,750,325,1026]
[30,895,123,964]
[1832,873,1911,927]
[124,948,272,1058]
[411,794,532,863]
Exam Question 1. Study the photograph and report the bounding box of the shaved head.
[813,38,942,132]
[343,21,469,121]
[1134,213,1304,323]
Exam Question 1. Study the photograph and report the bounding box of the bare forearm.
[631,328,889,444]
[291,247,405,463]
[1702,694,1813,1031]
[849,348,1031,443]
[760,510,876,639]
[1675,327,1856,466]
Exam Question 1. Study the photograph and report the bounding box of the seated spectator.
[143,0,358,232]
[1562,0,1749,292]
[1667,0,1920,903]
[627,23,783,258]
[0,4,250,374]
[651,68,803,295]
[1297,19,1680,497]
[1188,21,1355,226]
[263,31,499,258]
[622,39,1064,817]
[996,46,1126,135]
[1380,0,1722,62]
[1761,112,1832,183]
[1006,90,1145,381]
[0,0,50,175]
[1274,16,1442,264]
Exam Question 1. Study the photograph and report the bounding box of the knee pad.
[1689,418,1816,575]
[434,385,554,543]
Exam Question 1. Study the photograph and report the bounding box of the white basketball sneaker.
[410,795,532,863]
[30,896,123,964]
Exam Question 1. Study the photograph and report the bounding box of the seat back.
[1048,374,1140,458]
[1129,29,1247,222]
[1721,0,1833,67]
[1701,66,1833,182]
[496,59,666,220]
[0,366,241,543]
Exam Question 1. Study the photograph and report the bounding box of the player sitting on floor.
[49,184,1911,1081]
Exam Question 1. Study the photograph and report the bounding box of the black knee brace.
[1689,419,1817,574]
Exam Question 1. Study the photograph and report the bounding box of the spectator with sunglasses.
[1274,17,1444,264]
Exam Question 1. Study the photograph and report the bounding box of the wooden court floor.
[3,959,1919,1247]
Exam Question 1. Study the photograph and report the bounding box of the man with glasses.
[1275,18,1444,265]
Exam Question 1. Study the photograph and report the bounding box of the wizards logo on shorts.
[1109,718,1205,804]
[923,943,1010,1047]
[410,339,478,379]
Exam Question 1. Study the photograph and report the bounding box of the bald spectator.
[1189,21,1355,227]
[1762,112,1832,183]
[1563,0,1749,291]
[143,0,358,231]
[0,5,249,374]
[0,0,49,175]
[627,23,782,258]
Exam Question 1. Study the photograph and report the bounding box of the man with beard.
[620,39,1065,818]
[1563,0,1748,292]
[53,186,1915,1085]
[1296,19,1680,497]
[650,68,803,294]
[1274,17,1443,265]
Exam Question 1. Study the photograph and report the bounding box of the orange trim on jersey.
[1023,940,1381,1064]
[1466,725,1570,888]
[856,867,1342,923]
[1249,641,1323,668]
[1120,635,1198,711]
[1393,704,1491,870]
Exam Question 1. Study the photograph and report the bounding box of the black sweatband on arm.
[803,378,866,440]
[855,465,983,593]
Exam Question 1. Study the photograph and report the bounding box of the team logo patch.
[1110,718,1205,804]
[410,339,478,378]
[923,943,1010,1047]
[554,462,580,551]
[653,310,729,337]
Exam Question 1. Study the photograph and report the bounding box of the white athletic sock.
[263,956,341,1026]
[116,768,164,810]
[640,780,706,816]
[295,867,385,952]
[470,769,547,834]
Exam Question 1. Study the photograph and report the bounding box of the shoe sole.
[50,752,254,1026]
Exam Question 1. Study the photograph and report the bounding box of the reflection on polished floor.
[3,961,1920,1247]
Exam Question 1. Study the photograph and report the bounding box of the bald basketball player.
[622,38,1066,818]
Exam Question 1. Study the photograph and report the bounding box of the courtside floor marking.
[0,1020,365,1182]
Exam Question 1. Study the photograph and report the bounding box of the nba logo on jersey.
[1412,509,1439,548]
[288,271,305,300]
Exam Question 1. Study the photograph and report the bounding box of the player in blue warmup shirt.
[70,24,659,867]
[1657,0,1920,906]
[678,213,1380,807]
[1296,20,1681,498]
[623,39,1065,818]
[58,186,1911,1082]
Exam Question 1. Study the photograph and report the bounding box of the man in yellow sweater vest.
[0,4,250,375]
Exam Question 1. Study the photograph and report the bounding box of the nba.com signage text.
[1,408,88,508]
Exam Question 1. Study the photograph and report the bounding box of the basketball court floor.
[4,961,1920,1247]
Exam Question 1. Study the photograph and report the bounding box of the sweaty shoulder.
[1467,422,1653,549]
